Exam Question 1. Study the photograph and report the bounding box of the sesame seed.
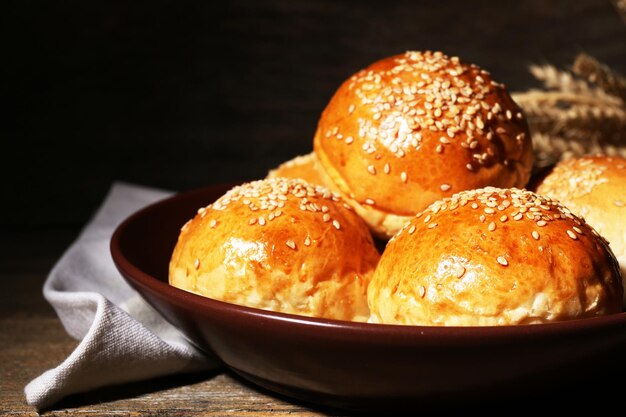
[304,236,311,246]
[484,207,495,214]
[258,216,266,226]
[471,203,479,209]
[322,213,331,222]
[408,225,416,234]
[373,112,382,120]
[514,213,523,221]
[367,165,377,175]
[436,144,443,153]
[365,198,375,205]
[348,104,355,113]
[615,200,625,207]
[440,183,451,191]
[209,219,217,228]
[401,172,408,183]
[194,259,200,269]
[248,218,257,225]
[384,163,391,174]
[345,136,354,144]
[286,239,297,250]
[418,286,426,298]
[439,136,451,144]
[497,256,508,266]
[506,110,513,120]
[532,231,540,240]
[567,230,578,240]
[455,265,466,278]
[572,226,583,234]
[424,214,432,223]
[500,215,508,222]
[428,222,438,229]
[466,163,474,171]
[332,220,341,230]
[488,222,496,231]
[536,220,547,227]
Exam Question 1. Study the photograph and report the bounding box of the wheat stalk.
[573,53,626,102]
[513,53,626,172]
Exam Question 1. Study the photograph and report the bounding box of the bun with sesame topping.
[169,178,380,322]
[313,51,533,239]
[368,187,623,326]
[266,152,326,186]
[536,155,626,305]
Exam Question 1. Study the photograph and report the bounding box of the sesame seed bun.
[535,155,626,305]
[313,51,533,239]
[368,187,623,326]
[169,178,380,322]
[266,152,325,186]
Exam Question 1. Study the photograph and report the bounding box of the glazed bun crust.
[536,155,626,304]
[314,51,533,238]
[169,178,380,322]
[266,152,325,186]
[368,187,623,326]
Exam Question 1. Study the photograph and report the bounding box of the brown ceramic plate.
[110,184,626,411]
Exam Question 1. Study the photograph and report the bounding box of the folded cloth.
[24,182,216,411]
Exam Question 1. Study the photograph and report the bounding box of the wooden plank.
[0,318,336,416]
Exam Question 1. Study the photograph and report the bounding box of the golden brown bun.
[314,51,533,238]
[368,187,623,326]
[266,152,325,186]
[169,178,380,322]
[536,155,626,305]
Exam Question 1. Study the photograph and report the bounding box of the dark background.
[4,0,626,228]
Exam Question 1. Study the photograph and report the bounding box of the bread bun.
[536,155,626,305]
[368,187,623,326]
[313,51,533,238]
[169,178,380,321]
[266,152,325,186]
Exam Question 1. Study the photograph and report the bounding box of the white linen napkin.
[24,182,216,411]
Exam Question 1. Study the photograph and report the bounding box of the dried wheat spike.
[531,132,626,171]
[573,53,626,102]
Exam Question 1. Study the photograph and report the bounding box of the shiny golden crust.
[266,152,326,187]
[314,51,533,238]
[536,155,626,304]
[368,187,623,326]
[169,178,380,322]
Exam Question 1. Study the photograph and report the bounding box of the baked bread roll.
[313,50,533,238]
[169,178,380,321]
[368,187,623,326]
[536,155,626,304]
[266,152,325,186]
